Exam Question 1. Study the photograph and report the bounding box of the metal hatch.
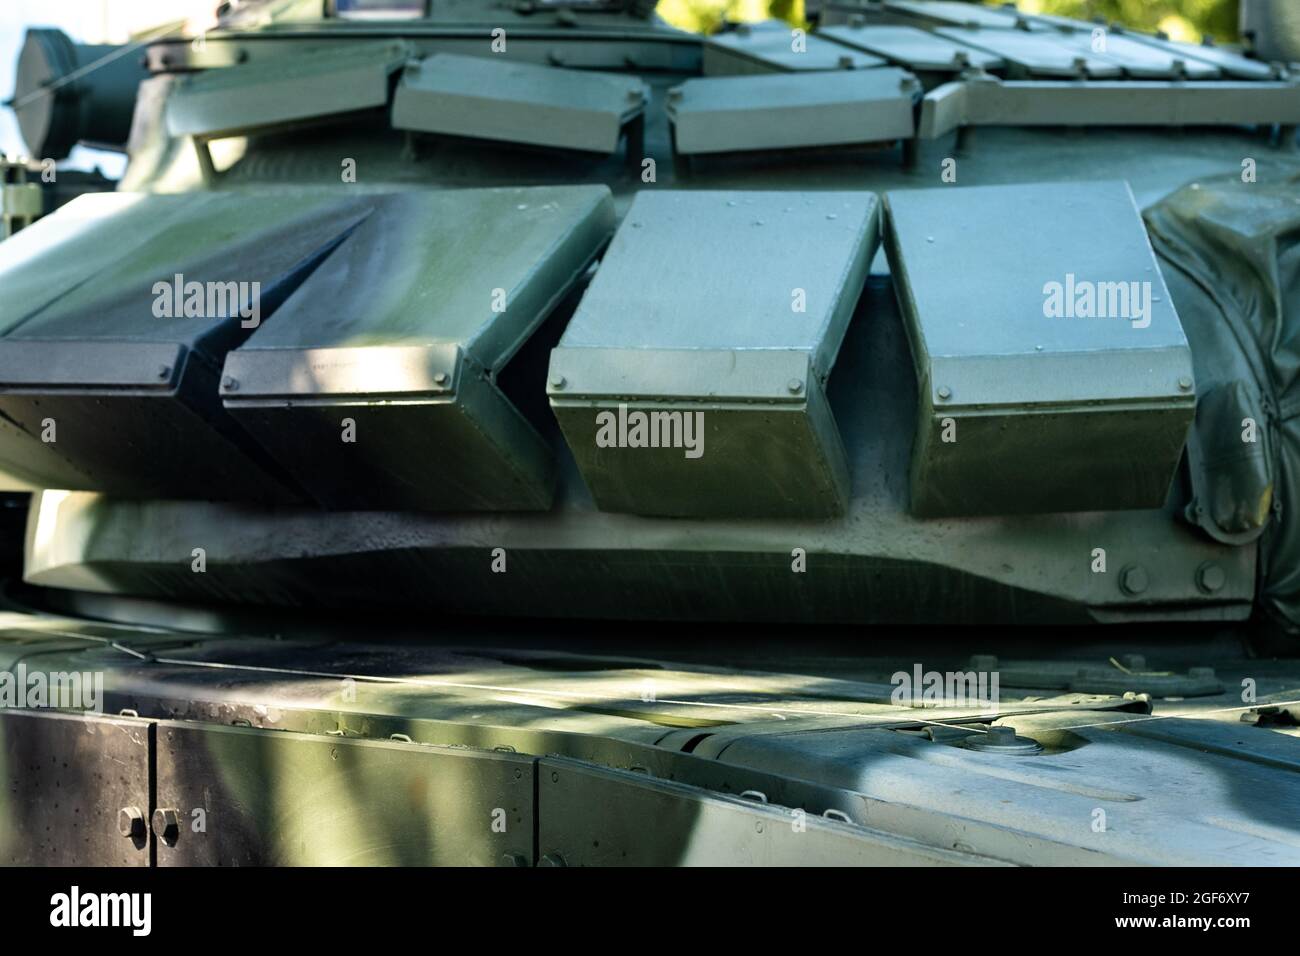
[0,189,372,501]
[1127,33,1281,81]
[933,26,1124,78]
[882,0,1033,30]
[222,185,615,512]
[917,74,1300,140]
[666,68,917,155]
[548,190,878,519]
[884,180,1195,517]
[818,23,1004,74]
[1052,30,1221,79]
[165,40,413,138]
[704,21,885,75]
[0,193,184,489]
[1008,17,1274,80]
[391,53,648,155]
[0,711,153,866]
[1014,12,1100,32]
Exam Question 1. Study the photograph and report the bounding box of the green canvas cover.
[1144,174,1300,630]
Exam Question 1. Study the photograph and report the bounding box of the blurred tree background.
[655,0,1240,42]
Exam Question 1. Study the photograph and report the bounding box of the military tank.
[0,0,1299,870]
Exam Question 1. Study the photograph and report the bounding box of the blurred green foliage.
[656,0,1240,42]
[1018,0,1238,41]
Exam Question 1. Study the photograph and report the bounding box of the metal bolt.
[151,808,181,846]
[501,853,528,866]
[433,371,449,386]
[1119,564,1149,596]
[222,375,238,391]
[964,724,1043,755]
[937,386,952,401]
[1196,561,1226,594]
[549,375,566,390]
[539,852,567,866]
[1177,376,1193,391]
[157,365,171,380]
[118,806,145,840]
[787,378,804,394]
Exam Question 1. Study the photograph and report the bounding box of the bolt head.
[152,808,181,846]
[221,375,238,391]
[1196,561,1225,593]
[1120,564,1149,596]
[433,371,449,386]
[118,806,145,839]
[787,378,804,394]
[549,375,566,390]
[964,725,1043,755]
[937,386,952,401]
[1178,376,1194,391]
